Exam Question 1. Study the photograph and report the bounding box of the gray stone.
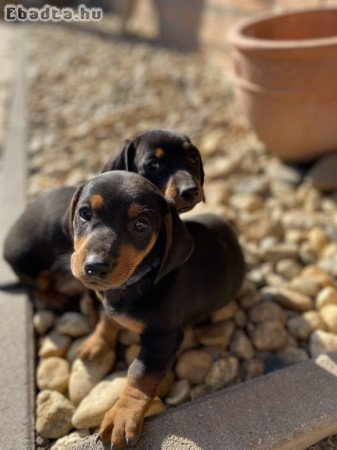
[33,310,55,335]
[260,243,298,263]
[320,305,337,333]
[262,287,313,312]
[243,358,265,380]
[230,193,263,212]
[51,430,90,450]
[36,390,74,439]
[307,153,337,192]
[252,321,289,351]
[194,320,235,348]
[233,176,269,195]
[249,301,286,325]
[265,163,301,185]
[310,331,337,358]
[39,330,71,358]
[287,315,312,341]
[69,351,116,406]
[288,277,321,298]
[275,259,302,280]
[316,287,337,310]
[165,379,191,406]
[56,312,91,337]
[175,350,213,385]
[37,357,70,393]
[66,337,87,364]
[277,348,309,366]
[178,327,198,353]
[229,330,254,360]
[204,356,239,390]
[72,371,127,429]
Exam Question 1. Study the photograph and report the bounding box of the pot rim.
[228,7,337,51]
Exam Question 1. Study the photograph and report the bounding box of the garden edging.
[71,352,337,450]
[0,25,35,450]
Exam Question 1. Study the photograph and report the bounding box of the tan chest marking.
[113,314,144,334]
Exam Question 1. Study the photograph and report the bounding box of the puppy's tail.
[0,280,27,293]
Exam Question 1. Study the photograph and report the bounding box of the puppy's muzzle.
[180,185,199,202]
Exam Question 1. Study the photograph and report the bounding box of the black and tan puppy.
[70,170,245,448]
[3,129,204,311]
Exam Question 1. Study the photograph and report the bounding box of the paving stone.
[70,353,337,450]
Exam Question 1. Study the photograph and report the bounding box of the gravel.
[26,19,337,450]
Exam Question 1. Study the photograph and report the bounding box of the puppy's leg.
[33,270,71,311]
[77,312,120,361]
[80,291,100,328]
[99,328,183,448]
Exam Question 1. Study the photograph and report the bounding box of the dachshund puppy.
[70,170,245,448]
[3,129,204,311]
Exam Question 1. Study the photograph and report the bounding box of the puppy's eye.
[79,207,92,221]
[145,161,160,172]
[133,219,149,233]
[190,150,199,164]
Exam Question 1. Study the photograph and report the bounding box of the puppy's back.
[3,186,75,279]
[182,214,245,322]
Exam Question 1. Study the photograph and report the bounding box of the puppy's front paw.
[76,334,111,361]
[99,399,144,448]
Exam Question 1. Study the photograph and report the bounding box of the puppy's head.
[70,171,194,291]
[101,129,205,213]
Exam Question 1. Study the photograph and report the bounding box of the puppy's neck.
[97,229,166,311]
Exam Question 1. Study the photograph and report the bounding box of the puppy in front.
[70,171,245,448]
[3,129,204,311]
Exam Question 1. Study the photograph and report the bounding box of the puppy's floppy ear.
[190,143,205,200]
[154,203,194,284]
[199,154,205,186]
[61,185,83,239]
[191,143,204,187]
[100,139,135,172]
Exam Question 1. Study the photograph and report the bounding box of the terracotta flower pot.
[228,8,337,162]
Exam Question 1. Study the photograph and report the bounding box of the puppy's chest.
[97,287,176,332]
[111,314,145,334]
[98,290,148,334]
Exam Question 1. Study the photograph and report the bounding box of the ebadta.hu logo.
[4,3,103,22]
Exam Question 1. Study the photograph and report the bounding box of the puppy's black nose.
[84,258,111,278]
[180,186,199,201]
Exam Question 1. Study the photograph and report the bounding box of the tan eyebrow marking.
[155,148,164,158]
[89,194,104,210]
[127,203,143,219]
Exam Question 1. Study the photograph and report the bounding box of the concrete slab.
[0,25,27,282]
[71,352,337,450]
[0,26,35,450]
